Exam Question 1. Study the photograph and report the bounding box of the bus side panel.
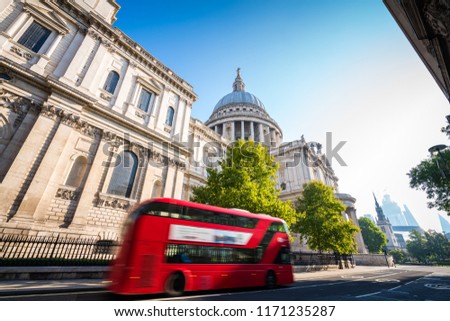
[275,264,294,285]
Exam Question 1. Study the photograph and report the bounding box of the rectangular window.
[17,21,51,53]
[165,243,258,264]
[137,89,152,112]
[140,203,258,228]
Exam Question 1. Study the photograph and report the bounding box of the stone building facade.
[0,0,195,240]
[0,0,366,253]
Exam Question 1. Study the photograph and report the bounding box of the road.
[0,265,448,301]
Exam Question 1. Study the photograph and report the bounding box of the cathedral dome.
[205,68,283,147]
[213,91,265,112]
[211,68,265,113]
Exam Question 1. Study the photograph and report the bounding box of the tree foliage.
[406,230,428,263]
[408,149,450,215]
[294,181,359,254]
[191,139,296,226]
[358,217,386,253]
[424,231,450,262]
[389,249,406,264]
[406,230,450,264]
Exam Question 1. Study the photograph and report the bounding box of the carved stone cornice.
[0,90,41,115]
[87,28,101,41]
[94,192,134,210]
[423,0,450,37]
[40,104,65,120]
[73,118,102,139]
[129,142,146,156]
[102,39,116,53]
[37,104,101,138]
[55,187,80,201]
[102,130,123,147]
[87,28,117,53]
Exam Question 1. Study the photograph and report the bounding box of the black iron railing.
[292,252,354,267]
[0,234,119,266]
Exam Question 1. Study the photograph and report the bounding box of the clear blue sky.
[114,0,450,232]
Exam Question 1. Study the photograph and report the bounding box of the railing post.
[49,234,60,259]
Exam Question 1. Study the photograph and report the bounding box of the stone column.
[4,11,28,36]
[140,163,161,199]
[45,34,63,57]
[0,103,39,181]
[60,30,98,85]
[172,167,185,199]
[259,123,264,143]
[54,28,86,78]
[231,121,235,141]
[111,61,132,113]
[0,106,43,223]
[163,164,175,197]
[241,121,245,139]
[152,88,168,131]
[180,100,191,142]
[80,41,112,92]
[265,126,270,145]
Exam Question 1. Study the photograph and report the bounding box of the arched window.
[151,180,162,198]
[103,71,120,94]
[65,156,88,187]
[107,151,138,198]
[165,106,175,126]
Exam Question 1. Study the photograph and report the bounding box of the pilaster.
[71,133,110,227]
[2,105,62,223]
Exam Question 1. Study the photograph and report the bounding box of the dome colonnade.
[205,68,283,147]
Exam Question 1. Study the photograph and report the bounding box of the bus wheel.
[165,272,185,296]
[266,271,277,289]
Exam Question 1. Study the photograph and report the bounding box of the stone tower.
[374,193,399,250]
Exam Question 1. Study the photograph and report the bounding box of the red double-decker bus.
[108,198,293,296]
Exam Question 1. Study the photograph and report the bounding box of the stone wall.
[353,254,394,267]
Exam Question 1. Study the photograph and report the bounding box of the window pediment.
[23,3,69,35]
[136,75,162,95]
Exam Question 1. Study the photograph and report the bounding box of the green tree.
[389,249,407,264]
[406,229,450,264]
[408,149,450,215]
[406,230,428,263]
[424,231,450,262]
[191,139,296,226]
[358,217,387,253]
[294,181,359,254]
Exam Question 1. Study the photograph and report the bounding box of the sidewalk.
[293,265,392,281]
[0,265,393,296]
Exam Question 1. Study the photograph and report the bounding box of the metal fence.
[292,252,354,267]
[0,234,119,266]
